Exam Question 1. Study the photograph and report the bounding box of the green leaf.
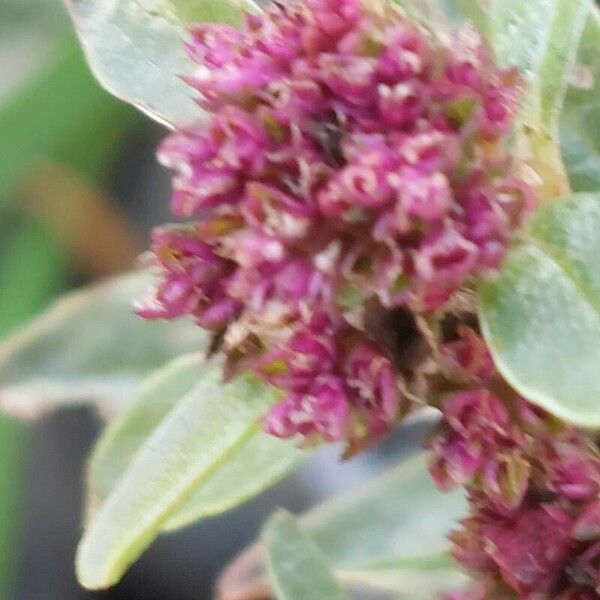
[479,192,600,427]
[489,0,591,132]
[486,0,591,200]
[561,8,600,191]
[264,511,347,600]
[64,0,246,127]
[221,453,466,599]
[435,0,489,32]
[337,554,465,599]
[163,430,306,532]
[0,271,205,420]
[305,453,465,570]
[0,217,66,331]
[76,362,281,590]
[87,354,305,531]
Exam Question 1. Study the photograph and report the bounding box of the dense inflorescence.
[432,329,600,600]
[136,0,600,596]
[139,0,532,448]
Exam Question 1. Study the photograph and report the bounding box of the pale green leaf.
[479,192,600,427]
[489,0,591,132]
[561,8,600,191]
[306,453,466,597]
[87,353,305,531]
[338,554,466,599]
[0,271,205,420]
[487,0,590,199]
[86,353,204,512]
[220,453,466,599]
[264,511,347,600]
[435,0,489,32]
[163,431,306,532]
[64,0,247,127]
[76,362,281,589]
[305,453,465,569]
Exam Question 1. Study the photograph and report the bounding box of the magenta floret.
[140,0,532,446]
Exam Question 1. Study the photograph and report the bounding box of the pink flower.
[439,388,600,598]
[440,327,495,383]
[483,506,574,596]
[430,390,529,509]
[574,501,600,542]
[261,319,401,445]
[544,436,600,501]
[264,377,350,442]
[142,0,532,446]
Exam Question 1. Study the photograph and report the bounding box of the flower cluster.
[259,314,400,445]
[139,0,533,445]
[431,332,600,599]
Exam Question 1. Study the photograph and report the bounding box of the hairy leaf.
[163,431,306,532]
[561,8,600,191]
[264,511,347,600]
[64,0,245,127]
[479,192,600,426]
[87,354,305,531]
[76,362,281,589]
[0,271,205,420]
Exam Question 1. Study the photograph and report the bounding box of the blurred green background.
[1,2,145,596]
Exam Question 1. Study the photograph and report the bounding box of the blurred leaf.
[450,0,488,31]
[305,453,465,569]
[0,217,67,331]
[0,271,206,420]
[561,8,600,191]
[0,24,57,101]
[87,353,305,530]
[0,37,139,200]
[338,554,465,599]
[264,511,347,600]
[479,192,600,427]
[76,361,281,589]
[488,0,591,199]
[0,216,67,598]
[390,0,448,26]
[433,0,488,31]
[64,0,246,128]
[489,0,590,131]
[1,0,67,28]
[219,453,466,599]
